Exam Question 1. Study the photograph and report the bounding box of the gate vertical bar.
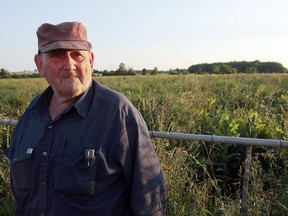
[241,145,253,216]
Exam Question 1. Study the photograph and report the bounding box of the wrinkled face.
[35,49,94,101]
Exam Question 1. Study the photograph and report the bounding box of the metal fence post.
[241,145,253,216]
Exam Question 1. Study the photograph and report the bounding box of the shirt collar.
[34,81,94,120]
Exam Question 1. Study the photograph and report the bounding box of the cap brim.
[40,40,92,53]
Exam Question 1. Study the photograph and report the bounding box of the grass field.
[1,74,288,215]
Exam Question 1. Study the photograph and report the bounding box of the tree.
[212,65,221,74]
[117,63,127,73]
[151,67,159,75]
[221,65,237,74]
[0,68,10,78]
[142,68,147,75]
[127,67,136,75]
[246,66,258,74]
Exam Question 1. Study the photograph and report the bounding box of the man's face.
[35,49,94,101]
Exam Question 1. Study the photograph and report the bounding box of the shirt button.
[40,213,44,216]
[43,152,48,156]
[48,125,52,129]
[41,181,46,186]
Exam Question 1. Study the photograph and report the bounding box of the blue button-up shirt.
[5,80,166,216]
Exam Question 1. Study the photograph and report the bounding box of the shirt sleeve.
[117,110,167,216]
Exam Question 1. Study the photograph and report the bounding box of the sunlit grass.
[1,74,288,215]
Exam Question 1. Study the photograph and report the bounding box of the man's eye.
[71,52,85,61]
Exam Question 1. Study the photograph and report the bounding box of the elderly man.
[5,21,166,216]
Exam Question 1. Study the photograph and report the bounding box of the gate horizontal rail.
[1,119,288,148]
[0,119,18,127]
[149,131,288,148]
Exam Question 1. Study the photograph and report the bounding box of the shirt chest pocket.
[53,149,98,197]
[8,148,34,191]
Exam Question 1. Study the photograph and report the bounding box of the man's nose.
[63,53,76,71]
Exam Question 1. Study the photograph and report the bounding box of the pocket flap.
[11,148,33,163]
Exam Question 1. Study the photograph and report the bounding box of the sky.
[0,0,288,72]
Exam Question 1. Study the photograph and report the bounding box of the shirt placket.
[38,123,54,216]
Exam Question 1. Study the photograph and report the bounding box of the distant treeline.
[188,60,287,74]
[0,69,40,79]
[1,60,287,78]
[94,63,188,76]
[0,63,188,78]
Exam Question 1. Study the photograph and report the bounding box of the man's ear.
[89,51,94,69]
[34,54,45,77]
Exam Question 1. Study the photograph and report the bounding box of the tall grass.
[1,74,288,215]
